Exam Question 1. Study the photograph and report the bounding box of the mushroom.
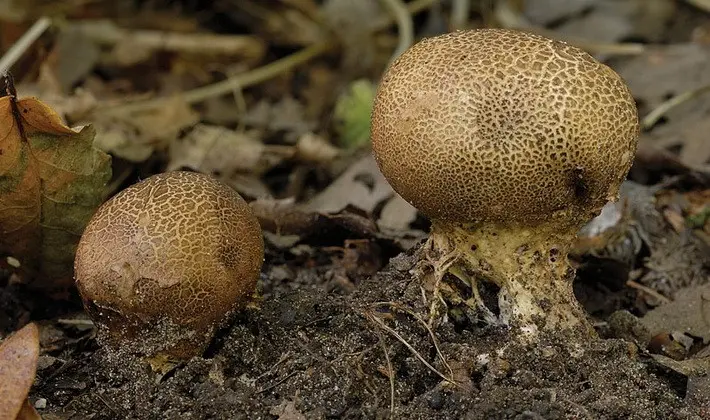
[74,171,264,360]
[370,29,639,337]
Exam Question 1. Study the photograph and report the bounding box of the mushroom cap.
[371,29,639,224]
[74,171,264,359]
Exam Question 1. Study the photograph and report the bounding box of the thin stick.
[373,327,396,419]
[451,0,471,30]
[380,0,414,64]
[684,0,710,12]
[101,40,335,114]
[56,318,95,326]
[0,17,52,73]
[72,20,264,58]
[256,370,300,394]
[641,84,710,129]
[366,311,458,387]
[524,27,645,56]
[373,301,454,378]
[626,279,671,304]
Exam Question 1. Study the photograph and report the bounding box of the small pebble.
[34,398,47,409]
[427,389,444,410]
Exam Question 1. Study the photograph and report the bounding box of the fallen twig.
[642,83,710,129]
[451,0,471,30]
[0,17,52,73]
[626,279,671,304]
[380,0,414,64]
[373,327,396,419]
[373,301,454,378]
[100,40,335,115]
[365,310,459,387]
[684,0,710,12]
[71,20,265,58]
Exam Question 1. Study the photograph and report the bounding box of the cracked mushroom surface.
[74,171,264,360]
[371,29,639,337]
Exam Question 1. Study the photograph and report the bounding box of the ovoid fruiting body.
[75,171,264,359]
[371,29,639,224]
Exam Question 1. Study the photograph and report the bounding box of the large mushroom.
[371,29,639,337]
[74,171,264,361]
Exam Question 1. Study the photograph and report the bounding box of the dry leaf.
[617,45,710,168]
[378,195,418,231]
[0,77,111,289]
[168,124,293,175]
[231,1,324,47]
[303,154,422,246]
[53,27,101,92]
[92,120,152,162]
[305,155,393,213]
[15,399,41,420]
[251,198,381,245]
[94,97,198,162]
[642,284,710,341]
[679,118,710,166]
[17,83,98,124]
[552,0,675,44]
[0,323,40,420]
[242,97,316,141]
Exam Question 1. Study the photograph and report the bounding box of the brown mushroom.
[370,29,639,337]
[74,171,264,360]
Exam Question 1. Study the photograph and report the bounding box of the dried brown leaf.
[679,118,710,166]
[0,323,40,420]
[15,399,41,420]
[242,97,315,141]
[0,79,111,289]
[617,45,710,168]
[168,124,293,175]
[305,155,393,214]
[94,97,198,162]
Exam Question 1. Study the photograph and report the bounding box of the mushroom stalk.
[426,220,594,337]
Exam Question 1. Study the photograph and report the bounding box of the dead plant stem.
[642,84,710,129]
[373,301,453,378]
[366,311,458,387]
[380,0,414,64]
[0,17,52,74]
[373,327,396,419]
[451,0,471,29]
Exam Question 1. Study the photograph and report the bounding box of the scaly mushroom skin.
[75,171,264,360]
[371,29,639,336]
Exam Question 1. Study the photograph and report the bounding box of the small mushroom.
[75,171,264,360]
[371,29,639,337]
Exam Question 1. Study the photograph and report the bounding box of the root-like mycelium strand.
[423,221,595,337]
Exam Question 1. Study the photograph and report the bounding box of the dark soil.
[27,249,705,419]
